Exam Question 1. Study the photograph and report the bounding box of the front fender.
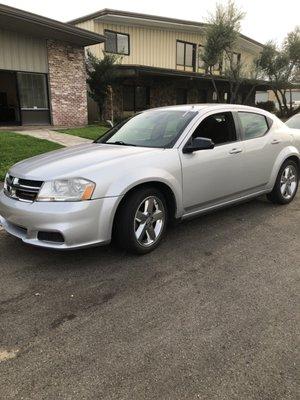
[104,167,183,217]
[267,146,300,190]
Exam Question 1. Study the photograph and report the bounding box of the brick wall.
[47,39,87,126]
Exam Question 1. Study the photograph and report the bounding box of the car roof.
[146,103,269,114]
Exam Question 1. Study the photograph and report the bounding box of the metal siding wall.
[90,21,206,69]
[79,19,260,75]
[0,28,48,73]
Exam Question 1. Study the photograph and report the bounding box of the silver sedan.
[0,104,299,254]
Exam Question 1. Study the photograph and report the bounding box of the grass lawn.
[0,132,63,181]
[56,125,109,141]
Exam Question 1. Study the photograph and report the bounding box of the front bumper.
[0,190,121,249]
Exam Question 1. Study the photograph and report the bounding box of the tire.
[114,187,168,254]
[267,159,299,205]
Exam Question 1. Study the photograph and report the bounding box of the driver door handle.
[229,148,243,154]
[271,139,281,145]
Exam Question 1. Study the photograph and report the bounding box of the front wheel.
[267,159,299,205]
[114,187,168,254]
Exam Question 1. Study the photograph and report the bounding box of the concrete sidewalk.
[14,129,91,147]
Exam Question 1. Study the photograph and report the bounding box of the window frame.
[17,72,49,111]
[176,40,196,71]
[237,111,273,141]
[104,29,130,55]
[185,111,240,148]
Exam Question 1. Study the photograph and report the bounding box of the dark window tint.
[192,112,237,145]
[123,86,135,111]
[135,86,149,110]
[176,88,188,105]
[105,30,129,55]
[239,112,269,139]
[123,86,150,112]
[17,72,48,109]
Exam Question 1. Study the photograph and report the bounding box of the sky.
[2,0,300,45]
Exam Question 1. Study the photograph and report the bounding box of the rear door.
[236,112,285,191]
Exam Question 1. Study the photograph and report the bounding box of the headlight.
[37,178,95,202]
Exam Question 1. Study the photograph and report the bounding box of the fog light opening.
[37,231,64,243]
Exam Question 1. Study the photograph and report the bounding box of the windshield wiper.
[107,141,136,146]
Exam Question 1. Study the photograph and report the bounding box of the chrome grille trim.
[4,175,44,202]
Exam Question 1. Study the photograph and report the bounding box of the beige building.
[71,9,264,121]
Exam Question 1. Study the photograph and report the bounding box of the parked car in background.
[0,104,299,254]
[286,113,300,130]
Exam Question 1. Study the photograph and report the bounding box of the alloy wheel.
[280,165,297,200]
[134,196,165,247]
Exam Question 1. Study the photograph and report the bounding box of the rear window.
[239,112,269,140]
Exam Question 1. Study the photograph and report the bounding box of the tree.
[201,0,245,103]
[86,51,120,121]
[258,27,300,116]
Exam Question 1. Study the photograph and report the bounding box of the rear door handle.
[229,148,243,154]
[271,139,281,144]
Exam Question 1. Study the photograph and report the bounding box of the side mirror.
[106,120,114,128]
[183,137,215,154]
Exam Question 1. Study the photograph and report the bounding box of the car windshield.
[286,114,300,129]
[97,109,198,148]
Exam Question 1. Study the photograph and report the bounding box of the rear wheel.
[267,160,299,205]
[114,187,167,254]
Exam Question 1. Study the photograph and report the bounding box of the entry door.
[0,71,20,125]
[180,112,245,211]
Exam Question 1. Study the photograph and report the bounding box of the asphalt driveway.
[0,195,299,400]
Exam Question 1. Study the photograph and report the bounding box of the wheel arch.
[269,147,300,190]
[112,181,178,234]
[285,155,300,172]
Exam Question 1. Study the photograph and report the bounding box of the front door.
[180,111,245,211]
[0,71,20,126]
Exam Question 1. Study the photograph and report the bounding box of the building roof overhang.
[115,64,270,88]
[69,8,264,51]
[0,4,105,46]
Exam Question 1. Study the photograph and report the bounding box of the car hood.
[9,143,162,180]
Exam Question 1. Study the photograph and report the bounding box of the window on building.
[176,88,188,105]
[238,112,269,140]
[176,40,196,71]
[232,52,241,66]
[255,91,268,103]
[17,73,48,109]
[105,30,129,55]
[123,86,150,112]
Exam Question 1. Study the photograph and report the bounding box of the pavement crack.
[50,314,77,330]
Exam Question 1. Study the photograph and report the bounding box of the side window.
[104,30,129,55]
[192,112,237,145]
[239,112,269,140]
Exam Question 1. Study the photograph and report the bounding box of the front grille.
[4,175,43,202]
